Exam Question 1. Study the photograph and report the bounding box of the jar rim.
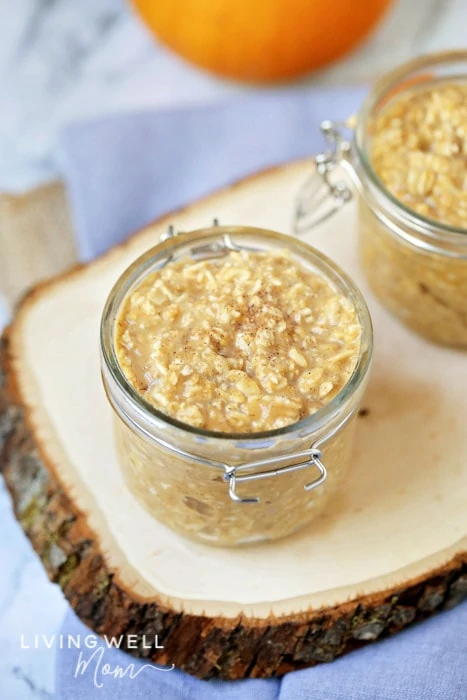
[100,225,373,443]
[354,49,467,242]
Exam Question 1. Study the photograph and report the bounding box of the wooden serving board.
[1,160,466,680]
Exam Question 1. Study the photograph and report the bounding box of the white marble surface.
[0,1,466,698]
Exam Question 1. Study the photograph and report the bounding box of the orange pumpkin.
[132,0,393,82]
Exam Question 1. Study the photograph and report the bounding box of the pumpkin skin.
[131,0,393,83]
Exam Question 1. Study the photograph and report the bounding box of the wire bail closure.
[161,218,220,242]
[223,449,327,504]
[294,119,354,233]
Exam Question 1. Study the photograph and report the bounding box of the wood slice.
[1,160,466,680]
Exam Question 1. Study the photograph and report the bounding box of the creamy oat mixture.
[116,249,361,433]
[371,81,467,228]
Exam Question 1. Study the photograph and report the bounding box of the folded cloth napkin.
[60,88,365,259]
[57,88,467,699]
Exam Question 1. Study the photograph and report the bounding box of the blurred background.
[0,1,465,698]
[0,0,464,192]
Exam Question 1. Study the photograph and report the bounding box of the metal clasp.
[294,119,354,233]
[223,448,327,504]
[160,218,220,242]
[160,219,264,263]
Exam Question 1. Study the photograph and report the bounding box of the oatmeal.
[113,407,358,545]
[358,79,467,347]
[371,82,467,228]
[116,249,361,433]
[360,198,467,347]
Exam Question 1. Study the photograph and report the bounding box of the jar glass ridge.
[101,226,373,546]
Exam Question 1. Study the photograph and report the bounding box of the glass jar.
[296,51,467,348]
[101,225,373,546]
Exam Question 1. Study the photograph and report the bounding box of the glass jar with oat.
[296,50,467,348]
[101,225,372,546]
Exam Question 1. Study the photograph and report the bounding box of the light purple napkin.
[60,88,366,259]
[57,89,467,699]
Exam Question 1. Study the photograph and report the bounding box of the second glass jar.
[298,51,467,348]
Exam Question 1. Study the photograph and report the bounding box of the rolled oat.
[116,250,361,433]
